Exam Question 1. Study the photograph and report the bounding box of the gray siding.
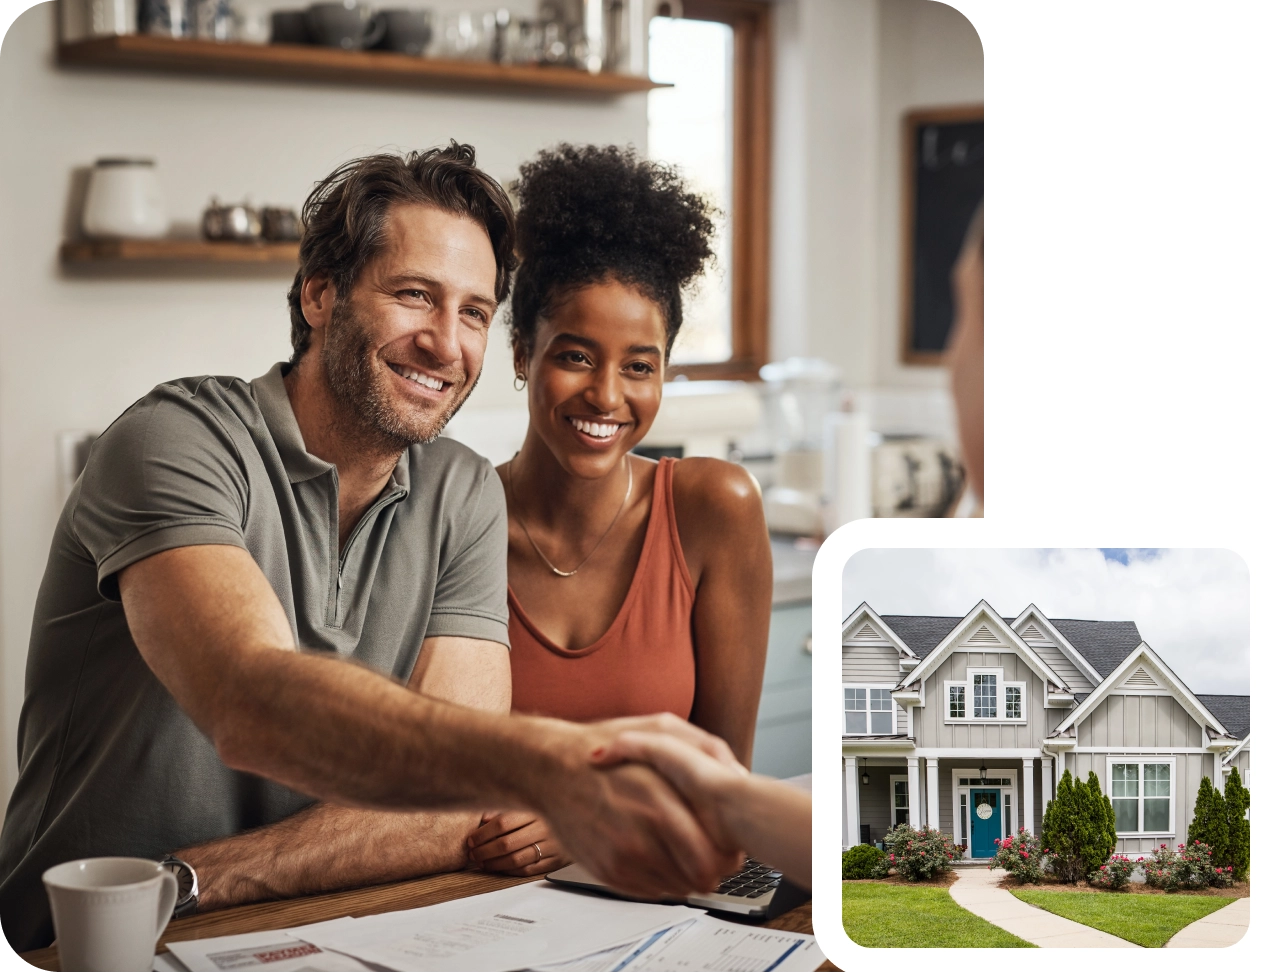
[854,768,906,844]
[1075,695,1202,749]
[842,645,900,684]
[1227,750,1249,787]
[918,650,1048,749]
[1033,644,1095,693]
[1065,751,1215,853]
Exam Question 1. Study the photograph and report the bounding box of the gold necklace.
[509,452,633,577]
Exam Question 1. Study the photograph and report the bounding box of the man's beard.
[321,298,478,455]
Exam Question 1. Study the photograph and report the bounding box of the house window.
[843,686,894,735]
[959,792,968,847]
[1005,685,1022,719]
[973,674,997,718]
[892,777,909,826]
[949,685,965,718]
[1110,760,1173,835]
[1004,793,1012,837]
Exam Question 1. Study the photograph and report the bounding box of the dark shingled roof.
[1047,619,1144,677]
[880,616,962,657]
[1196,695,1250,739]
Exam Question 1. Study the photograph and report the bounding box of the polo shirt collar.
[251,364,412,493]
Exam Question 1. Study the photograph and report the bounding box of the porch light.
[979,762,987,780]
[861,760,869,786]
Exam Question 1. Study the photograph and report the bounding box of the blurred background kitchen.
[0,0,981,795]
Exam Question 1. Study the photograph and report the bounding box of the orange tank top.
[507,457,697,723]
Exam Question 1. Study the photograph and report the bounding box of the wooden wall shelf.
[57,35,666,96]
[60,239,300,265]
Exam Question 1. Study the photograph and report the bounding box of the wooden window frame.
[665,0,772,380]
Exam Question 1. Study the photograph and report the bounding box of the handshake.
[475,713,810,898]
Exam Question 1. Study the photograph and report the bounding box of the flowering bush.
[842,844,890,880]
[1144,841,1235,891]
[989,829,1046,884]
[1089,853,1138,890]
[883,824,965,882]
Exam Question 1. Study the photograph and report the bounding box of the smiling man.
[0,145,739,952]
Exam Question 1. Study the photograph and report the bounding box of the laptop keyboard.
[714,858,785,898]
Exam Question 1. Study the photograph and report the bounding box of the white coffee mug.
[42,857,178,971]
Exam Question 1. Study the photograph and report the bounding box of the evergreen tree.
[1186,776,1229,864]
[1043,771,1085,881]
[1082,770,1114,874]
[1222,766,1250,880]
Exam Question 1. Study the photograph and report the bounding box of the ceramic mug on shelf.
[306,1,384,50]
[372,8,433,56]
[81,158,169,239]
[42,857,178,972]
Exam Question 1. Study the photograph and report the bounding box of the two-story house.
[841,600,1248,860]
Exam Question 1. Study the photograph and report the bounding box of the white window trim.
[1107,755,1176,838]
[942,669,1028,725]
[890,776,910,829]
[950,768,1018,854]
[843,683,897,737]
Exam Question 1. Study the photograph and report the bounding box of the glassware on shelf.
[430,10,495,61]
[194,0,236,40]
[138,0,192,38]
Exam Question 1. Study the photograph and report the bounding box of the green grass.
[1012,890,1236,947]
[843,882,1034,947]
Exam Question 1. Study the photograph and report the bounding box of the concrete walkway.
[949,866,1139,947]
[1166,897,1249,948]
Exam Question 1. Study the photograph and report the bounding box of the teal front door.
[969,789,1002,858]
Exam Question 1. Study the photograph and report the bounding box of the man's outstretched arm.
[119,544,740,898]
[172,636,510,911]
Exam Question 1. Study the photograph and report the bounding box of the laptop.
[546,858,809,920]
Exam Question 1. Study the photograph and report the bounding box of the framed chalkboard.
[900,105,983,364]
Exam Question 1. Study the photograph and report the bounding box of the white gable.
[1119,665,1165,691]
[964,624,1002,645]
[1009,604,1105,688]
[851,622,883,642]
[1020,621,1047,642]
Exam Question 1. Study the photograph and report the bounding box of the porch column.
[1041,755,1054,822]
[844,755,860,847]
[1022,758,1035,834]
[907,756,921,829]
[926,758,940,829]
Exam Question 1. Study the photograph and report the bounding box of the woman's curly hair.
[509,144,717,362]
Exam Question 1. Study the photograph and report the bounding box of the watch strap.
[160,855,199,918]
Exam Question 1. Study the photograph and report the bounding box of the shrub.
[1223,766,1250,881]
[989,829,1046,884]
[842,844,890,880]
[1043,771,1115,882]
[1144,841,1235,891]
[883,824,965,882]
[1186,776,1229,863]
[1089,852,1137,890]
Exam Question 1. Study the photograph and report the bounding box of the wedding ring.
[532,842,544,862]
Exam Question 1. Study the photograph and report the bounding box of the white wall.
[0,1,645,795]
[771,0,982,391]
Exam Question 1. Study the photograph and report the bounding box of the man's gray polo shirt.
[0,364,508,952]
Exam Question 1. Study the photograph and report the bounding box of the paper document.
[288,881,702,972]
[153,951,188,971]
[166,927,377,972]
[609,917,825,972]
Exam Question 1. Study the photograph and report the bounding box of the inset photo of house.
[837,549,1250,948]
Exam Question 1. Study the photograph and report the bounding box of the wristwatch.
[160,855,199,918]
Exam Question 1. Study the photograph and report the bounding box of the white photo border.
[814,514,1274,972]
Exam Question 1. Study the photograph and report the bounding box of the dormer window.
[945,669,1027,724]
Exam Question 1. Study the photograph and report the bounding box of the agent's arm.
[595,731,812,889]
[171,635,510,911]
[119,543,740,899]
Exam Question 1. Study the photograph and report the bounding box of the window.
[959,792,968,846]
[892,778,910,826]
[1110,760,1173,835]
[843,686,894,735]
[1005,685,1022,719]
[1004,794,1012,837]
[945,669,1026,723]
[973,674,997,718]
[646,0,771,378]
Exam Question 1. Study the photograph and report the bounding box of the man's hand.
[466,812,568,876]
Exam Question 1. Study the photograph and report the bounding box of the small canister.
[202,198,262,241]
[260,206,302,241]
[81,158,169,239]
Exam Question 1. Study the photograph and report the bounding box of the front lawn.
[843,882,1034,947]
[1011,890,1236,947]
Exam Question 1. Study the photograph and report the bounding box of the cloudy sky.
[842,549,1249,695]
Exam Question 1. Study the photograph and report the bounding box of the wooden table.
[21,869,835,971]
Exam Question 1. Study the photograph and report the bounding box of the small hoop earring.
[513,373,527,392]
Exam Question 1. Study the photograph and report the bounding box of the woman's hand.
[466,811,570,876]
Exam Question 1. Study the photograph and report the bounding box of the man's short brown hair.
[286,143,517,365]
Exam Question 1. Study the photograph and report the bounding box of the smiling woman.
[463,145,774,879]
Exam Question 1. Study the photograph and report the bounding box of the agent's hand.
[467,811,569,876]
[526,716,743,899]
[591,730,748,852]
